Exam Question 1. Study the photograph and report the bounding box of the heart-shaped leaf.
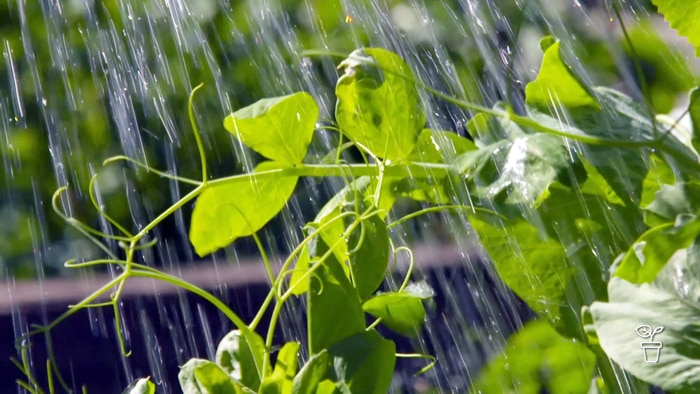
[336,48,425,161]
[362,282,434,336]
[189,161,297,256]
[224,92,318,165]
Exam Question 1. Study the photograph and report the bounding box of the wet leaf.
[614,215,700,284]
[588,239,700,392]
[122,378,155,394]
[525,40,597,110]
[291,351,332,394]
[651,0,700,56]
[224,92,319,165]
[336,48,425,161]
[409,129,476,163]
[455,133,575,206]
[644,181,700,226]
[525,37,697,204]
[298,177,390,301]
[189,161,297,256]
[468,212,575,328]
[307,236,365,354]
[216,329,269,391]
[292,331,395,394]
[348,212,390,301]
[471,320,596,393]
[179,359,246,394]
[362,284,434,336]
[259,342,300,394]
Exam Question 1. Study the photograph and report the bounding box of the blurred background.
[0,0,697,392]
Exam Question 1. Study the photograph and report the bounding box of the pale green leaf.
[224,92,318,165]
[336,48,425,161]
[189,162,297,256]
[525,40,597,110]
[652,0,700,56]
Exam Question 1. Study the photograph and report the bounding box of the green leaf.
[259,342,300,394]
[291,351,332,394]
[348,212,390,301]
[651,0,700,56]
[336,48,425,161]
[312,177,372,265]
[307,236,365,354]
[292,331,396,394]
[468,212,576,327]
[362,282,434,336]
[614,215,700,284]
[689,87,700,154]
[215,329,269,391]
[471,320,596,394]
[466,111,525,148]
[189,161,297,256]
[223,92,319,165]
[300,177,390,301]
[409,129,476,163]
[644,181,700,225]
[122,378,155,394]
[288,244,311,295]
[456,133,575,206]
[525,40,597,110]
[588,239,700,392]
[179,359,243,394]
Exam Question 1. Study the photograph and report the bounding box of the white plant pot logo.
[635,325,664,363]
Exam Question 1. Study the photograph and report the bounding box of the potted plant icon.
[635,325,664,363]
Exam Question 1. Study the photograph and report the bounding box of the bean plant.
[14,1,700,393]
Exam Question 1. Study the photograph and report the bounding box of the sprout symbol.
[635,325,664,342]
[635,325,664,363]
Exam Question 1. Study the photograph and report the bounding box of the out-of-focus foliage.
[0,0,696,278]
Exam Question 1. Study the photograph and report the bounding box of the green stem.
[208,162,456,188]
[132,184,204,242]
[129,270,247,330]
[188,83,209,185]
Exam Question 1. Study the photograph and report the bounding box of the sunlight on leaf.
[224,92,319,165]
[189,162,297,256]
[362,285,433,336]
[336,48,425,161]
[652,0,700,56]
[525,40,597,110]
